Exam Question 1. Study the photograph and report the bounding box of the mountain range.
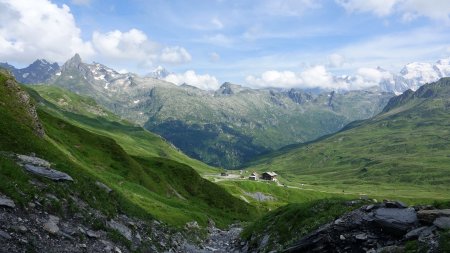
[247,77,450,199]
[2,55,450,168]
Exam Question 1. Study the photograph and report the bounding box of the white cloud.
[356,67,392,83]
[336,0,450,22]
[245,65,392,90]
[327,53,345,68]
[160,46,192,64]
[336,0,397,16]
[209,52,220,62]
[335,27,450,70]
[92,29,191,67]
[211,18,224,29]
[0,0,94,64]
[246,65,342,89]
[164,70,220,90]
[0,0,191,70]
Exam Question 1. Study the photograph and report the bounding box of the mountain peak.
[147,65,170,79]
[62,53,84,72]
[70,53,82,64]
[215,82,244,95]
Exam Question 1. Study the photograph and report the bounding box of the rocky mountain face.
[0,69,45,137]
[0,59,59,84]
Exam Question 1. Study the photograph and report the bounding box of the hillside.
[28,85,217,174]
[0,69,255,230]
[37,54,392,168]
[247,78,450,199]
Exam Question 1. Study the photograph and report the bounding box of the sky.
[1,0,450,90]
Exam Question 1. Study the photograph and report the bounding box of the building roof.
[263,172,277,177]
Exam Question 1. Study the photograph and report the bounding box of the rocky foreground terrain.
[0,153,244,253]
[282,201,450,253]
[1,153,450,253]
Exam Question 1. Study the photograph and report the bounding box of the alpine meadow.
[1,0,450,252]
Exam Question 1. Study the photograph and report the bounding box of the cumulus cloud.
[92,29,157,62]
[327,53,345,68]
[92,29,191,66]
[336,0,450,22]
[246,65,391,90]
[0,0,191,69]
[160,46,192,64]
[164,70,220,90]
[357,67,392,83]
[246,65,340,89]
[0,0,94,63]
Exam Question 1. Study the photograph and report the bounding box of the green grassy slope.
[246,78,450,200]
[28,85,217,174]
[217,180,347,212]
[0,70,254,227]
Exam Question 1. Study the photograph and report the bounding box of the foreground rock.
[417,209,450,223]
[0,196,15,208]
[43,215,60,234]
[15,154,73,181]
[24,164,73,181]
[281,201,448,252]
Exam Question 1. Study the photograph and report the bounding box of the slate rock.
[43,215,60,234]
[417,209,450,224]
[17,154,51,167]
[107,220,132,241]
[433,217,450,230]
[24,164,73,181]
[384,201,408,209]
[355,233,367,240]
[86,230,101,238]
[0,230,11,240]
[404,226,429,240]
[373,208,417,235]
[95,181,112,193]
[0,196,15,208]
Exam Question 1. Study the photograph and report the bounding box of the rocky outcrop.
[16,154,73,181]
[282,201,449,253]
[1,71,45,137]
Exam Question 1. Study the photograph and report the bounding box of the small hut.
[261,172,277,181]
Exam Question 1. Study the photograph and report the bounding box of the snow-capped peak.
[377,57,450,94]
[147,66,170,79]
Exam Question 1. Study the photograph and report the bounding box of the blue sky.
[1,0,450,89]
